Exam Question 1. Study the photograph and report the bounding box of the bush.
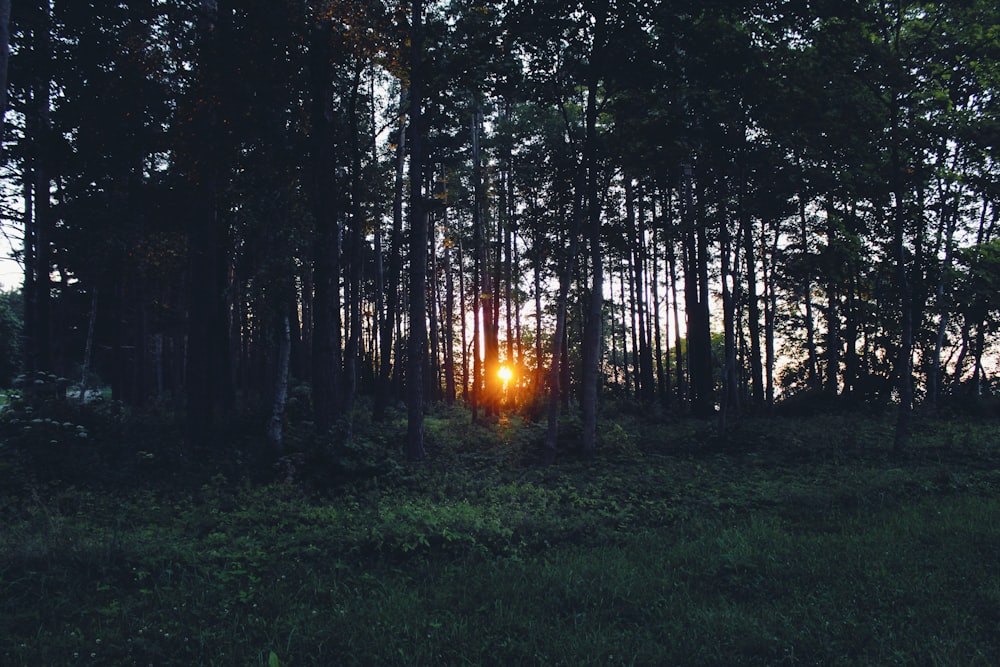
[0,289,22,387]
[0,372,127,482]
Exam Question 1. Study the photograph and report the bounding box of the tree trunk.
[472,109,499,417]
[80,287,98,402]
[31,1,53,374]
[267,315,291,454]
[375,96,406,419]
[344,66,366,416]
[824,196,841,397]
[0,0,11,147]
[309,18,342,433]
[683,163,713,417]
[798,194,820,391]
[405,0,427,462]
[444,207,456,405]
[720,214,739,430]
[891,127,912,455]
[185,0,235,447]
[668,231,684,410]
[544,208,583,462]
[742,211,764,409]
[579,1,609,453]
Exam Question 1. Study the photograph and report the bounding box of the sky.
[0,254,20,291]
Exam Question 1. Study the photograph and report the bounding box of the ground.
[1,405,998,665]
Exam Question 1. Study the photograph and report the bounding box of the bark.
[427,209,441,400]
[80,287,98,402]
[720,214,739,430]
[683,163,713,417]
[668,232,684,409]
[579,0,610,453]
[891,125,912,455]
[267,315,292,453]
[31,1,53,373]
[0,0,10,147]
[444,207,456,404]
[927,183,963,407]
[627,180,655,402]
[375,97,406,419]
[625,253,637,394]
[651,205,666,403]
[459,237,469,400]
[406,0,427,462]
[309,19,342,432]
[472,109,499,417]
[764,219,779,408]
[742,210,764,408]
[533,233,543,389]
[798,194,820,391]
[185,0,235,446]
[344,66,365,415]
[823,196,842,396]
[543,206,583,462]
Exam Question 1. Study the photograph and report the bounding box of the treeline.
[2,0,998,459]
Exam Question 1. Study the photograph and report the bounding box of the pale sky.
[0,255,20,292]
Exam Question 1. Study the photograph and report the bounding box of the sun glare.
[498,365,513,384]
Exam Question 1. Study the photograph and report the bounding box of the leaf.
[269,650,280,667]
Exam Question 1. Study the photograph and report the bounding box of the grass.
[1,407,999,665]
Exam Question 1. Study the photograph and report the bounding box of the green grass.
[1,410,999,665]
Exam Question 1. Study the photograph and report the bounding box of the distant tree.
[0,288,21,386]
[406,0,427,462]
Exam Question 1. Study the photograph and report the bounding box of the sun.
[497,365,513,384]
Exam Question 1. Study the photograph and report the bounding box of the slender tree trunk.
[625,179,653,402]
[579,2,609,452]
[32,1,53,374]
[720,213,739,430]
[22,157,36,373]
[651,208,666,404]
[533,239,543,388]
[344,66,366,416]
[406,0,427,462]
[472,109,499,417]
[668,233,684,410]
[891,119,912,455]
[625,255,637,395]
[267,315,291,454]
[683,163,713,417]
[0,0,10,148]
[824,196,841,396]
[459,238,469,400]
[544,207,583,462]
[80,287,98,402]
[185,0,235,446]
[444,208,456,404]
[375,97,406,419]
[798,194,820,391]
[742,211,764,408]
[309,19,342,433]
[427,210,441,401]
[764,219,779,409]
[928,200,959,408]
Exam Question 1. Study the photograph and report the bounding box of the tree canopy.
[1,0,998,457]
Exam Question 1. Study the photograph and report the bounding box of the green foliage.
[2,411,1000,665]
[0,290,22,388]
[0,373,126,482]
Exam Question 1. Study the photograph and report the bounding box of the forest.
[1,1,999,665]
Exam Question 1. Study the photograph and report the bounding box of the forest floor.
[1,404,999,666]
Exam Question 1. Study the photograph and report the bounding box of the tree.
[0,288,20,386]
[406,0,427,462]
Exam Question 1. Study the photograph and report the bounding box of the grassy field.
[1,406,999,666]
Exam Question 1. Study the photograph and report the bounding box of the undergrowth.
[1,401,998,665]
